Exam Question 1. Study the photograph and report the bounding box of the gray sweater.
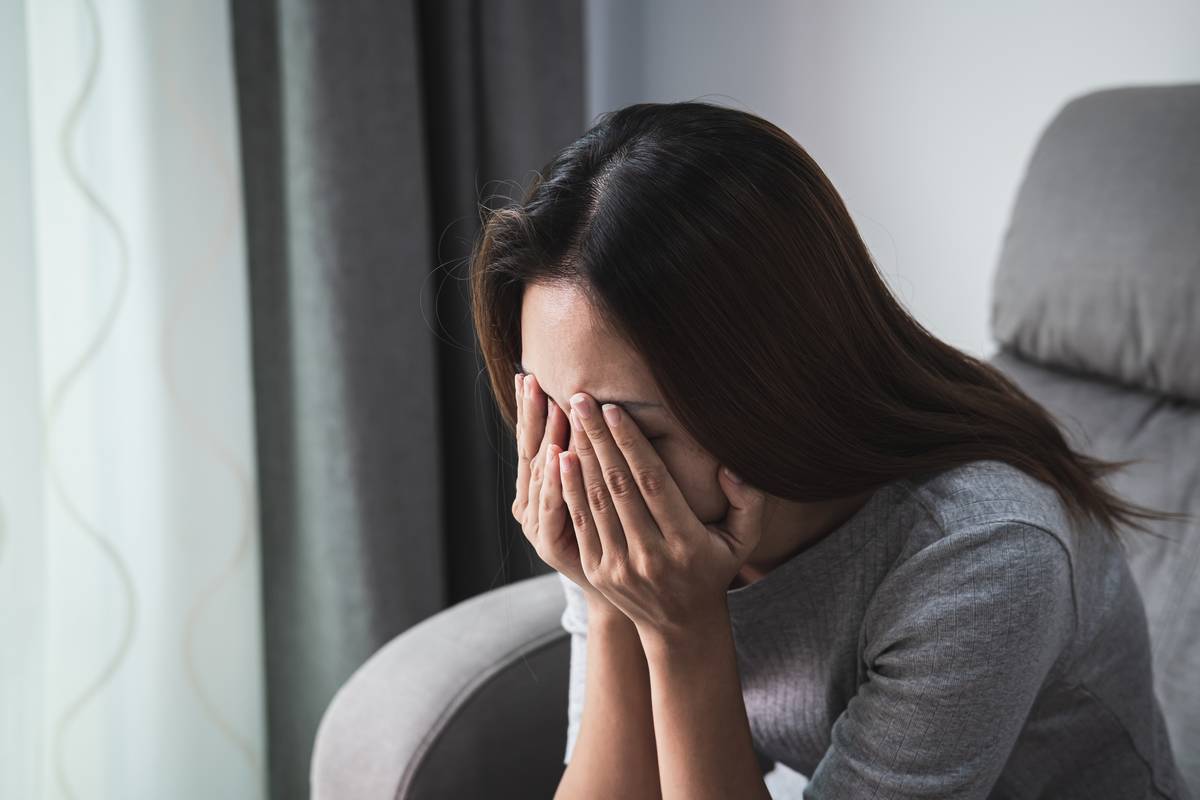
[558,459,1193,799]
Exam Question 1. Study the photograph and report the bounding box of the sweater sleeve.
[803,518,1077,799]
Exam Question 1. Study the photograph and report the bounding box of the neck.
[740,488,877,577]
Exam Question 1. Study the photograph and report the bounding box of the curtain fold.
[1,1,267,797]
[229,1,585,796]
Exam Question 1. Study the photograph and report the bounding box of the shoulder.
[863,515,1078,682]
[865,461,1081,662]
[896,458,1077,559]
[813,468,1088,797]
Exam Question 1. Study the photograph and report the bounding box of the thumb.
[717,465,765,554]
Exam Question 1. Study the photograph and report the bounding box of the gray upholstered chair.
[311,83,1200,799]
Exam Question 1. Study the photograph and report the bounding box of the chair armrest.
[311,571,570,799]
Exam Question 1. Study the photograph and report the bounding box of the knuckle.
[570,505,591,534]
[681,546,700,573]
[603,465,636,499]
[586,482,612,514]
[635,465,668,497]
[636,551,665,582]
[590,573,611,593]
[606,554,631,585]
[612,431,637,451]
[581,557,602,583]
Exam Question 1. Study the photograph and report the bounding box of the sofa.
[310,82,1200,799]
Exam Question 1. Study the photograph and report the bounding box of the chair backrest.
[987,82,1200,795]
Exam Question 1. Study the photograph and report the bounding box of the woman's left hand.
[556,392,767,643]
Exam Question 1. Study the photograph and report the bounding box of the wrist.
[638,601,732,664]
[586,595,632,628]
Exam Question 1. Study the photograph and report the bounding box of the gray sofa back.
[989,83,1200,793]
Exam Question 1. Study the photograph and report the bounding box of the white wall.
[584,0,1200,358]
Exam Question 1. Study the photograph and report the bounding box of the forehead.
[518,282,657,400]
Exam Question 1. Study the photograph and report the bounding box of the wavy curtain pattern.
[1,0,584,796]
[229,1,585,795]
[0,1,267,798]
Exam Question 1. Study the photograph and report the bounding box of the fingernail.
[569,408,583,431]
[570,394,591,418]
[523,374,532,397]
[601,403,619,426]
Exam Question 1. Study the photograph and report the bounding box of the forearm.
[640,604,771,800]
[555,603,662,800]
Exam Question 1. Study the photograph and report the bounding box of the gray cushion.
[987,347,1200,794]
[991,83,1200,402]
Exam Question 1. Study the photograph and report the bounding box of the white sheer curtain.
[0,1,267,797]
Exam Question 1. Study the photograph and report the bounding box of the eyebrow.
[516,362,664,413]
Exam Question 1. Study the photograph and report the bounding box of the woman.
[468,101,1193,799]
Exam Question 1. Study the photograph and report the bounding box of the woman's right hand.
[512,371,615,613]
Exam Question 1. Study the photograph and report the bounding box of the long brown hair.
[468,100,1189,548]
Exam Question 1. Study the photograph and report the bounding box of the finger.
[539,443,567,545]
[716,464,766,560]
[513,373,530,520]
[527,382,570,521]
[595,401,694,542]
[522,375,550,523]
[527,400,551,531]
[569,394,661,553]
[558,448,604,567]
[567,400,627,559]
[545,392,572,455]
[522,374,547,475]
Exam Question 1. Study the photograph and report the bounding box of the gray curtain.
[228,1,585,796]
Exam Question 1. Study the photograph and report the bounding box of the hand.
[557,392,767,642]
[511,372,613,609]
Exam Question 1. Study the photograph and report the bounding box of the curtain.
[0,1,267,799]
[229,0,585,796]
